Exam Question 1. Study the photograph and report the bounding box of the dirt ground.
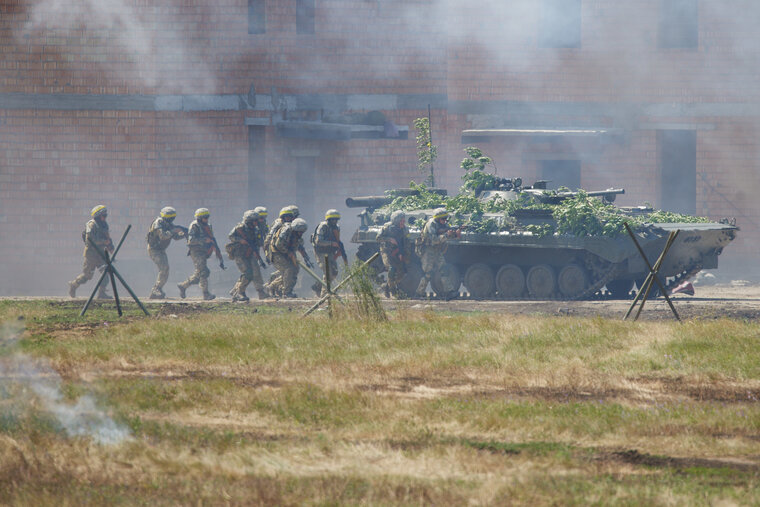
[10,281,760,321]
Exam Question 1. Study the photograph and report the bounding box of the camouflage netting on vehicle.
[386,147,710,238]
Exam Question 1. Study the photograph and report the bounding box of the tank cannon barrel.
[346,196,393,208]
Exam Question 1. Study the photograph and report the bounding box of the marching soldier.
[226,210,268,302]
[377,210,412,298]
[68,205,115,299]
[311,209,348,296]
[146,206,187,299]
[177,208,225,300]
[263,206,295,263]
[414,207,459,298]
[269,217,309,298]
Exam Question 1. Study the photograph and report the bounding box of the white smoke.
[0,321,131,445]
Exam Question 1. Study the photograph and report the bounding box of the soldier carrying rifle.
[377,210,412,298]
[68,205,115,299]
[311,209,348,297]
[226,209,269,302]
[146,206,187,299]
[414,207,461,298]
[178,208,225,300]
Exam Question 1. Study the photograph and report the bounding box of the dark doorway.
[658,130,696,214]
[540,160,581,190]
[248,127,266,207]
[296,157,316,224]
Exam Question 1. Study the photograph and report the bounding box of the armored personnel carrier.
[347,179,738,300]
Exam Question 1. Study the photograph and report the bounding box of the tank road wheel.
[397,263,423,299]
[431,263,462,298]
[464,263,495,299]
[496,264,526,299]
[605,279,634,299]
[558,264,589,299]
[526,264,556,299]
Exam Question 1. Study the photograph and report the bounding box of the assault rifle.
[201,222,226,270]
[333,228,348,265]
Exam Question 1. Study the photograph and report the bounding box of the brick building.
[0,0,757,296]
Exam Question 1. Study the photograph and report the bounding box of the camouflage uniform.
[226,219,267,300]
[311,218,342,296]
[377,218,412,297]
[178,214,218,300]
[268,220,307,298]
[415,214,450,297]
[146,213,185,298]
[68,211,114,298]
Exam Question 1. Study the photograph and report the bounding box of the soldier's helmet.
[279,207,295,218]
[243,210,258,224]
[325,209,341,221]
[390,210,406,225]
[254,206,268,219]
[160,206,177,219]
[91,205,107,218]
[194,208,210,219]
[291,218,308,233]
[287,205,300,218]
[433,208,449,220]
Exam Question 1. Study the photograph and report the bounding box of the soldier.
[68,205,115,299]
[146,206,187,299]
[254,206,269,247]
[377,210,412,298]
[226,210,268,302]
[311,209,348,296]
[414,207,459,298]
[269,217,309,298]
[177,208,224,300]
[263,206,295,263]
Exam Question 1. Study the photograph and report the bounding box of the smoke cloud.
[0,321,131,446]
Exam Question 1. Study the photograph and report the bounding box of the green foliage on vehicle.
[384,147,713,238]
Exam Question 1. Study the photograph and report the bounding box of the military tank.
[347,179,738,300]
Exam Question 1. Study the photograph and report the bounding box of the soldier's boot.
[232,292,249,302]
[414,277,429,299]
[256,286,269,299]
[283,292,298,299]
[149,286,164,299]
[382,283,391,298]
[311,281,321,296]
[177,283,187,299]
[203,291,216,301]
[68,281,77,298]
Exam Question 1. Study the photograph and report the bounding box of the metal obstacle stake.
[81,224,131,317]
[80,225,150,317]
[302,252,380,318]
[623,223,681,321]
[325,255,333,318]
[297,259,345,305]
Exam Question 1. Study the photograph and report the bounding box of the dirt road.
[13,282,760,320]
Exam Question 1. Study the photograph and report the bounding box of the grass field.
[0,299,759,505]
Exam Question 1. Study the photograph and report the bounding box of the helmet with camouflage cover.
[254,206,268,219]
[325,209,341,221]
[279,206,295,218]
[433,207,449,220]
[291,218,308,233]
[390,210,406,226]
[194,208,210,219]
[160,206,177,219]
[243,210,258,225]
[91,205,107,218]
